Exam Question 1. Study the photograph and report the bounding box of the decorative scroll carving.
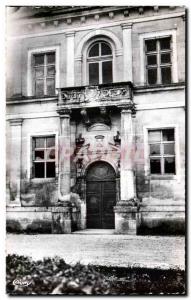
[58,83,132,106]
[118,102,136,116]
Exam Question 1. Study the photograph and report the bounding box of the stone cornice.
[7,6,185,39]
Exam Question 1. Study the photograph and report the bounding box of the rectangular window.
[33,52,55,96]
[145,37,172,85]
[32,136,56,178]
[148,129,175,175]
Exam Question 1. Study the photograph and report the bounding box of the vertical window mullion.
[160,130,163,175]
[161,143,164,175]
[157,41,161,84]
[44,54,47,95]
[44,137,47,178]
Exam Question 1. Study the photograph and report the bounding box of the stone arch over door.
[86,161,116,229]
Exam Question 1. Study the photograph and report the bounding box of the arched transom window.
[87,41,113,85]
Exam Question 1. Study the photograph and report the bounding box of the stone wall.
[6,7,185,97]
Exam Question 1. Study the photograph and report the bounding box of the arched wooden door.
[86,161,116,229]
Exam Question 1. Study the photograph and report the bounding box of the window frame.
[32,135,56,179]
[148,129,175,175]
[27,46,60,97]
[139,30,178,86]
[87,41,113,85]
[33,52,56,96]
[27,131,58,180]
[143,125,180,180]
[145,36,172,85]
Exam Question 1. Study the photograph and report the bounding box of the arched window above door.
[87,41,113,85]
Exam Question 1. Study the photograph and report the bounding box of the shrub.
[6,255,186,295]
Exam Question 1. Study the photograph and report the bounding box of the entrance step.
[72,229,115,235]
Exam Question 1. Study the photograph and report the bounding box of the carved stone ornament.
[57,108,71,116]
[59,84,131,105]
[76,133,85,147]
[118,102,136,116]
[114,131,121,145]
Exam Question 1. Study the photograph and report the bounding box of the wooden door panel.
[87,182,102,228]
[102,181,116,192]
[86,162,116,229]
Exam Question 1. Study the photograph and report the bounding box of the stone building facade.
[6,6,186,234]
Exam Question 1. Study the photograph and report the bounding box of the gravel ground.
[6,234,185,270]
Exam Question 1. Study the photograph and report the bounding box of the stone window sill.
[30,178,57,183]
[145,175,176,180]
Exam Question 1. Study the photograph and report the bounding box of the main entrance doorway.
[86,161,116,229]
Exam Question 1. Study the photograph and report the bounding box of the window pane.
[46,78,55,95]
[161,67,171,84]
[35,137,45,148]
[34,162,45,178]
[35,67,44,78]
[147,55,157,65]
[101,43,112,56]
[89,63,99,85]
[102,61,112,84]
[148,130,161,143]
[47,149,55,160]
[149,144,161,155]
[46,162,55,177]
[161,53,171,64]
[147,68,157,85]
[160,37,171,50]
[46,137,55,148]
[35,80,44,96]
[164,157,175,174]
[162,129,174,141]
[145,40,157,52]
[34,54,44,65]
[47,52,55,64]
[164,143,175,155]
[35,150,44,160]
[47,66,55,76]
[89,43,99,57]
[150,158,161,174]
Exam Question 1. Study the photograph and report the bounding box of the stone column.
[114,104,138,234]
[121,23,133,82]
[66,31,75,87]
[54,108,72,233]
[8,118,23,206]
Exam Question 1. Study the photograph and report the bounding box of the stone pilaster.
[114,104,138,234]
[121,23,133,82]
[120,104,136,201]
[8,118,23,206]
[66,32,75,87]
[56,108,72,233]
[58,108,71,202]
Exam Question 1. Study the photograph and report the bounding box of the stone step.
[72,229,115,235]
